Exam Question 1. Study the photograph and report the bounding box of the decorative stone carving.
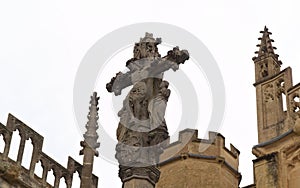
[106,33,189,186]
[260,63,269,78]
[119,166,160,186]
[276,77,285,98]
[290,94,300,119]
[263,84,274,102]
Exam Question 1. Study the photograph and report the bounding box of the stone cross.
[106,32,189,188]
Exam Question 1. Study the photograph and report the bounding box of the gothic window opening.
[47,168,55,187]
[0,134,4,154]
[22,137,33,169]
[292,96,300,113]
[59,176,67,188]
[72,171,81,187]
[260,63,268,78]
[294,96,300,103]
[282,92,287,112]
[276,79,286,112]
[8,129,21,161]
[34,160,43,178]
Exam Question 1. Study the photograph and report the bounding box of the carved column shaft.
[54,172,61,188]
[80,148,95,187]
[80,92,100,188]
[29,143,41,177]
[16,136,26,165]
[2,132,12,160]
[41,163,50,183]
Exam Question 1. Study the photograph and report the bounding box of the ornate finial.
[80,92,100,156]
[252,26,281,64]
[139,32,161,44]
[131,32,162,60]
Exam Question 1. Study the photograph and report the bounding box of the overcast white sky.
[1,1,300,187]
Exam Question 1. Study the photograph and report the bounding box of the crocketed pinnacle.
[80,92,100,156]
[252,26,281,64]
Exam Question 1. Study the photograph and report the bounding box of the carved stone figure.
[106,32,189,186]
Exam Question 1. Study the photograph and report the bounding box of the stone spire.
[252,26,281,64]
[252,26,283,83]
[80,92,100,188]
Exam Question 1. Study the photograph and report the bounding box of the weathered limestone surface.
[124,179,154,188]
[156,129,241,188]
[0,177,14,188]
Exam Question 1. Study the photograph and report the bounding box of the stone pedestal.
[123,179,154,188]
[119,166,160,188]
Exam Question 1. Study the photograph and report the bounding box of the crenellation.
[161,129,239,163]
[208,131,218,141]
[178,129,198,143]
[158,128,240,188]
[230,144,240,157]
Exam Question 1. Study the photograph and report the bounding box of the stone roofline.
[253,67,291,87]
[253,129,293,149]
[159,128,240,173]
[167,128,240,159]
[0,113,98,188]
[158,128,241,181]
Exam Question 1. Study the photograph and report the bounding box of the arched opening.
[0,134,5,154]
[59,176,67,188]
[22,137,33,169]
[8,129,21,161]
[293,96,300,113]
[46,168,55,187]
[282,93,287,112]
[34,160,43,178]
[72,170,81,187]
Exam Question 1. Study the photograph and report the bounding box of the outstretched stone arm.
[149,47,189,76]
[106,71,132,96]
[106,47,189,96]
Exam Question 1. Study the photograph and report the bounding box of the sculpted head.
[133,32,161,59]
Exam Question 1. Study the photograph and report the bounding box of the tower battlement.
[160,129,239,171]
[157,129,241,188]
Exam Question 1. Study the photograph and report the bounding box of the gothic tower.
[249,27,300,188]
[252,26,293,143]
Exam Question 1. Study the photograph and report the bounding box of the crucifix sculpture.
[106,32,189,188]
